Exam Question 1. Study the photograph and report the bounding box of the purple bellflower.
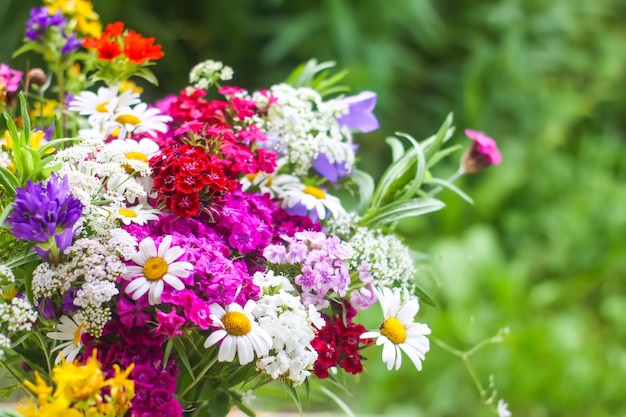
[7,173,83,261]
[25,7,66,42]
[336,91,379,133]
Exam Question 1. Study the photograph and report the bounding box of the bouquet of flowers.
[0,1,504,416]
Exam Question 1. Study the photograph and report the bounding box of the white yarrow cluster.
[0,297,37,332]
[32,237,127,335]
[189,59,234,89]
[254,84,355,177]
[344,226,418,298]
[253,271,324,385]
[54,137,152,235]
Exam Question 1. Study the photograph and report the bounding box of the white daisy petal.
[204,330,227,348]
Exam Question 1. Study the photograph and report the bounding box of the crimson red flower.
[105,21,124,36]
[82,22,164,65]
[311,303,371,379]
[169,192,200,217]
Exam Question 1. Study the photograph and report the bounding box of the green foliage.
[3,0,625,415]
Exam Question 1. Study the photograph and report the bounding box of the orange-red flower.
[82,21,163,64]
[122,30,164,64]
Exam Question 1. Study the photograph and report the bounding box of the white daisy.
[111,204,160,225]
[108,138,160,164]
[107,103,172,138]
[204,300,272,365]
[69,86,141,123]
[123,235,193,305]
[47,314,87,364]
[360,287,431,371]
[279,181,345,221]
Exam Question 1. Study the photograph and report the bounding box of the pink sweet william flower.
[0,64,23,93]
[462,129,502,173]
[155,309,186,337]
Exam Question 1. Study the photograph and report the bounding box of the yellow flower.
[119,80,144,95]
[52,352,106,401]
[2,129,48,151]
[31,100,58,119]
[45,0,102,37]
[22,371,52,406]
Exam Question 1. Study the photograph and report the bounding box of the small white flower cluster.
[253,271,324,385]
[32,237,128,336]
[254,84,355,177]
[0,264,15,284]
[0,297,37,332]
[344,226,418,299]
[81,305,112,338]
[189,59,234,90]
[54,137,153,235]
[0,290,37,358]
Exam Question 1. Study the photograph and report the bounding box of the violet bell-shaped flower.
[7,173,83,262]
[336,91,379,133]
[312,144,358,183]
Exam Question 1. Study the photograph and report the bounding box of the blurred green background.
[2,0,626,416]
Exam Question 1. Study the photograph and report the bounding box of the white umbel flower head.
[47,314,87,363]
[204,300,272,365]
[123,236,193,305]
[360,287,431,371]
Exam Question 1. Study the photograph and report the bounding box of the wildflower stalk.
[432,327,509,415]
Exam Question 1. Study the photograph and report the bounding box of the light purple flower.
[336,91,379,133]
[312,151,352,183]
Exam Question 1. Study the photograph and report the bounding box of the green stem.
[180,356,218,398]
[54,63,67,137]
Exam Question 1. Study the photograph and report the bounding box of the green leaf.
[426,144,463,169]
[351,169,375,211]
[414,281,438,308]
[423,177,474,204]
[173,339,195,379]
[37,137,81,156]
[0,166,18,197]
[359,198,445,227]
[208,391,231,417]
[19,93,31,144]
[286,383,303,415]
[385,136,406,162]
[421,113,455,160]
[134,67,159,86]
[395,132,427,200]
[318,385,356,417]
[12,42,41,58]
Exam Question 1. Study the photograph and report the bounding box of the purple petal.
[336,91,379,133]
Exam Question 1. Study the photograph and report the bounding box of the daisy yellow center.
[74,323,86,346]
[118,208,137,218]
[246,173,273,187]
[302,185,326,199]
[143,257,168,281]
[95,101,109,112]
[222,311,252,336]
[125,151,149,162]
[380,317,407,345]
[116,114,141,126]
